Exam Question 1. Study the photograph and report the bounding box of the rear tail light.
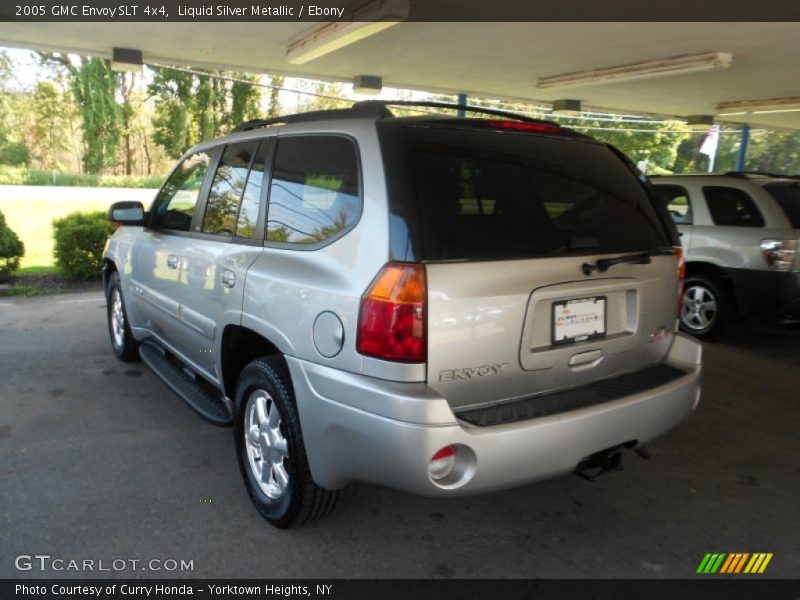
[760,239,797,271]
[356,262,427,363]
[427,446,456,481]
[674,245,686,318]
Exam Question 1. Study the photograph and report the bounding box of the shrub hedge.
[0,210,24,282]
[52,211,115,280]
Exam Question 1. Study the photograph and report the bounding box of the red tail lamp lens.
[356,262,427,363]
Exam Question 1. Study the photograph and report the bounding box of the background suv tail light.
[760,239,797,271]
[674,246,686,317]
[356,262,427,363]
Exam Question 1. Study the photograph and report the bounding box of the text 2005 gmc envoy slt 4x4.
[103,101,702,528]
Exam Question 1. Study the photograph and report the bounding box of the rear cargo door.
[395,125,679,411]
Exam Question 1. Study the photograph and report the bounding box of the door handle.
[221,269,236,288]
[166,255,179,269]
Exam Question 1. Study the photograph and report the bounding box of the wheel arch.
[102,258,118,291]
[220,325,285,399]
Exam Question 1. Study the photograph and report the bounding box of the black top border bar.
[2,0,800,22]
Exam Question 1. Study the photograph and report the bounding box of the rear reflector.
[428,446,456,481]
[356,262,427,363]
[674,245,686,318]
[484,119,561,133]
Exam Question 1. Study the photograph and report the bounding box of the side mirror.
[108,201,145,225]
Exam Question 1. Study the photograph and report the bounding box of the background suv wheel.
[680,274,731,339]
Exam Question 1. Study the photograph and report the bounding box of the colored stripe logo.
[697,553,773,574]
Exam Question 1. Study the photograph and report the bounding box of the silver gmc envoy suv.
[103,101,702,528]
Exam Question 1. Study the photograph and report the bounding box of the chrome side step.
[139,341,232,427]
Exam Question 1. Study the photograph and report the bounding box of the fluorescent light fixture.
[685,115,715,131]
[716,97,800,116]
[353,75,383,95]
[286,0,409,65]
[536,52,733,90]
[551,99,582,115]
[110,47,143,73]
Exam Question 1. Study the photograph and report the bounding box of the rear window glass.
[393,126,669,261]
[703,186,765,227]
[763,182,800,228]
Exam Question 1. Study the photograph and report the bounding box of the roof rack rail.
[232,99,559,133]
[353,99,559,126]
[232,103,394,132]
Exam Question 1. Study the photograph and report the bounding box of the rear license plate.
[552,296,607,345]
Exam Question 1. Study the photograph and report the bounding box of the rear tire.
[234,356,338,528]
[679,274,731,340]
[106,271,139,362]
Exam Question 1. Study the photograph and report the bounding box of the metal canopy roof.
[1,21,799,129]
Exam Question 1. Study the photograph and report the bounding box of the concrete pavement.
[1,292,798,578]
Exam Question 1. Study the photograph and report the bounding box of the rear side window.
[703,186,765,227]
[391,126,668,261]
[653,184,692,225]
[151,151,212,232]
[763,182,800,228]
[202,141,258,236]
[266,136,361,245]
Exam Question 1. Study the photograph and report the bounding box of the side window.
[151,151,212,232]
[202,141,258,236]
[266,136,361,245]
[653,185,692,225]
[703,186,765,227]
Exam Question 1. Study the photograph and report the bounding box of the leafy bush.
[0,165,162,188]
[0,209,24,282]
[0,141,31,166]
[52,211,114,280]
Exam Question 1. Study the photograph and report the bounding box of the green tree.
[41,54,123,173]
[745,130,800,174]
[0,51,30,166]
[267,75,284,118]
[149,67,263,159]
[30,81,70,169]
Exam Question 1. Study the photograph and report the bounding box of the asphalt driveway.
[1,292,798,578]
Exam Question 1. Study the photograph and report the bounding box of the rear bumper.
[725,268,800,317]
[288,334,702,496]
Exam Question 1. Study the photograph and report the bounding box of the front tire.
[679,274,731,339]
[234,357,338,528]
[106,271,139,362]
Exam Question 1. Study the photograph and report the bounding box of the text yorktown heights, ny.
[15,584,334,597]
